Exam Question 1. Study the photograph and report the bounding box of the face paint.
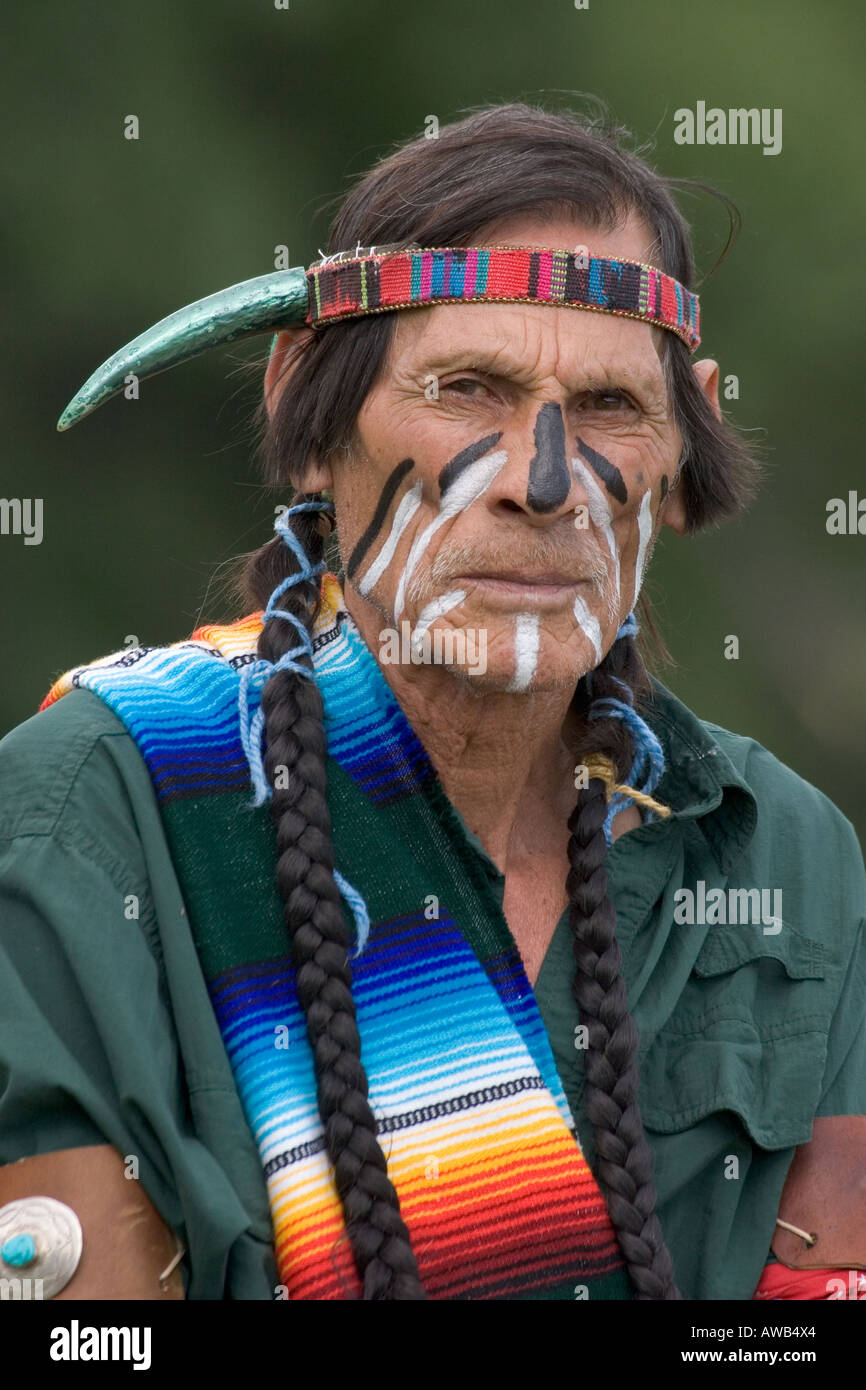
[576,437,628,505]
[347,457,414,579]
[632,488,653,608]
[358,480,423,597]
[438,432,502,496]
[571,454,620,604]
[572,593,602,666]
[506,611,540,692]
[525,404,571,513]
[409,588,467,657]
[393,444,508,622]
[660,474,669,500]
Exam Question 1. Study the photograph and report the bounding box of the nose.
[525,402,571,513]
[485,402,577,522]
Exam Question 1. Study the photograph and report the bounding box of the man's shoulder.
[0,606,265,851]
[0,689,135,841]
[651,677,859,836]
[703,713,860,852]
[649,678,865,914]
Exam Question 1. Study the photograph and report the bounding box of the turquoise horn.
[56,266,310,431]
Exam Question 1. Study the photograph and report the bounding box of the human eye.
[578,389,639,413]
[439,376,493,397]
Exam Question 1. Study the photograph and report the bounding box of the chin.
[446,653,593,697]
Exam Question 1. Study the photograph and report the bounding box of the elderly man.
[1,103,864,1303]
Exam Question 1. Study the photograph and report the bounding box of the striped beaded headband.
[56,242,700,431]
[307,244,701,350]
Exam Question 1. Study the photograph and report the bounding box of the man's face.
[327,213,689,694]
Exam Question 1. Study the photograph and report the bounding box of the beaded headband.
[56,243,700,430]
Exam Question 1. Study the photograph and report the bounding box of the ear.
[263,326,315,419]
[263,326,334,494]
[692,357,721,421]
[660,357,722,536]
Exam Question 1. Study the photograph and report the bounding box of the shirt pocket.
[637,924,829,1150]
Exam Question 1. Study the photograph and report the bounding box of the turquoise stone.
[1,1233,37,1267]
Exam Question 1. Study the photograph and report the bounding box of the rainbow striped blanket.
[41,574,632,1300]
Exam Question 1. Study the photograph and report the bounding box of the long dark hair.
[228,101,762,1300]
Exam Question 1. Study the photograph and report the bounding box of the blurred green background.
[3,0,864,844]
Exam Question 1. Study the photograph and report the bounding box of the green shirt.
[1,678,864,1300]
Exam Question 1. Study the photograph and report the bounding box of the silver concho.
[0,1196,83,1299]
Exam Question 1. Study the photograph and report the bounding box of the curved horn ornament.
[56,266,310,431]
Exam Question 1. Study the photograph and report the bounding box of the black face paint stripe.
[346,457,414,579]
[576,436,628,505]
[438,432,503,496]
[526,403,570,513]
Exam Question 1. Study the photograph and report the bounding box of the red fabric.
[379,253,412,304]
[753,1262,866,1300]
[659,272,678,325]
[485,248,532,297]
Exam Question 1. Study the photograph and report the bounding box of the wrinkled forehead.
[382,298,669,391]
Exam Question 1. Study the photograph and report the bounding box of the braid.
[257,496,426,1300]
[567,634,681,1299]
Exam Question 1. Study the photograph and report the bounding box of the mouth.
[454,571,589,608]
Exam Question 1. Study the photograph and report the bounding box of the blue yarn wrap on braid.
[588,610,666,846]
[239,499,371,954]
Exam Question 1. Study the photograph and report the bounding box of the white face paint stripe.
[506,612,540,692]
[633,488,653,608]
[358,480,424,597]
[393,448,508,622]
[571,456,620,602]
[572,594,602,666]
[410,588,467,652]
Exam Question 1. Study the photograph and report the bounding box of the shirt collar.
[638,675,758,875]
